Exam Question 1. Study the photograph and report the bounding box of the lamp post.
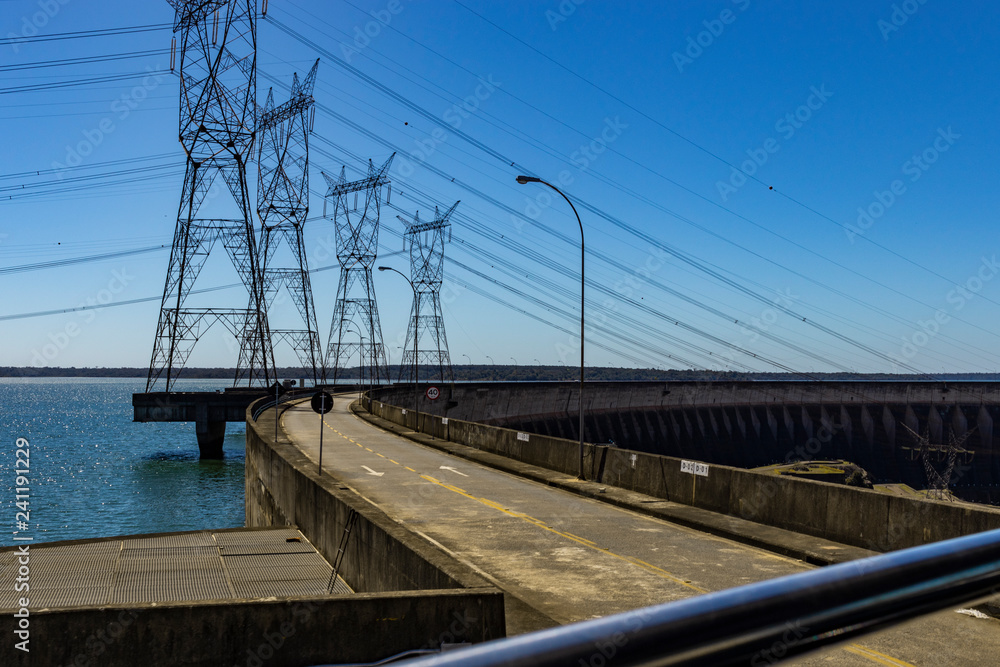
[486,355,495,382]
[516,175,586,480]
[462,353,472,381]
[378,266,419,428]
[510,356,518,380]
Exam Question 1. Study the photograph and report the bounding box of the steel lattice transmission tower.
[396,201,459,383]
[147,0,273,391]
[323,155,395,386]
[257,60,323,383]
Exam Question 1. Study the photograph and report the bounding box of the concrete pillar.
[196,420,226,458]
[196,401,225,458]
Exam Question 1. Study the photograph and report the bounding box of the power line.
[0,23,171,46]
[0,71,161,95]
[0,48,170,72]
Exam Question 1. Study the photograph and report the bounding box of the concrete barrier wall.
[11,591,500,667]
[368,399,1000,552]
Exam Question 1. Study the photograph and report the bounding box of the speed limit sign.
[425,386,440,401]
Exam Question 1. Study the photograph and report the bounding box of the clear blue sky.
[2,0,1000,375]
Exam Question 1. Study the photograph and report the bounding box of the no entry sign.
[311,391,334,414]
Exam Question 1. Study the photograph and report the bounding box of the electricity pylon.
[147,0,272,391]
[323,155,394,386]
[257,60,323,383]
[396,201,459,383]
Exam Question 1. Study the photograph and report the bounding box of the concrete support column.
[196,402,225,458]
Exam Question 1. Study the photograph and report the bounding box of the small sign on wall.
[681,460,709,477]
[516,432,530,442]
[442,418,449,425]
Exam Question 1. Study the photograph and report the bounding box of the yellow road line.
[419,474,705,593]
[845,645,915,667]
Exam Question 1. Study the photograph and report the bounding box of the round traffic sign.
[311,391,334,414]
[425,386,440,401]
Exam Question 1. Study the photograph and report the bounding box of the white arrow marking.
[362,466,384,477]
[439,466,468,477]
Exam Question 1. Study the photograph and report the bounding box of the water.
[0,378,246,547]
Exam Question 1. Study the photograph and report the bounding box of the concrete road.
[282,398,1000,666]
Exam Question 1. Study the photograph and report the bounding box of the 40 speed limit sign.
[425,386,440,401]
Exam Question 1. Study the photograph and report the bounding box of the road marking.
[440,466,468,476]
[389,459,399,465]
[845,645,915,666]
[418,474,706,593]
[361,466,384,477]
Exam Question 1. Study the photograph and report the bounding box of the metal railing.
[398,527,1000,666]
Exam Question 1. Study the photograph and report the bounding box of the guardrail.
[398,527,1000,666]
[250,387,315,421]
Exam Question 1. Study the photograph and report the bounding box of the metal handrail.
[398,527,1000,666]
[251,388,312,421]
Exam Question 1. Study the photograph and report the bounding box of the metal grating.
[214,528,304,544]
[223,553,333,581]
[0,528,350,611]
[123,532,216,548]
[231,578,330,599]
[121,546,220,560]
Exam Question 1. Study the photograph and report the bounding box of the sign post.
[311,391,334,475]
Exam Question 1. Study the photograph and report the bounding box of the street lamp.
[462,353,472,381]
[510,356,518,380]
[378,266,419,428]
[516,174,586,480]
[486,355,495,382]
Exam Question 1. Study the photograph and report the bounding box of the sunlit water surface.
[1,378,247,546]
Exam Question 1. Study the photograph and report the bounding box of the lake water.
[0,378,248,547]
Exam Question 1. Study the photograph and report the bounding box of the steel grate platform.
[0,528,352,611]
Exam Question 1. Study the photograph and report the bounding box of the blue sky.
[2,0,1000,375]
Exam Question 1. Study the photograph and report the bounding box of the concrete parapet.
[8,591,498,667]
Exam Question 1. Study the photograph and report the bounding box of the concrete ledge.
[8,590,498,667]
